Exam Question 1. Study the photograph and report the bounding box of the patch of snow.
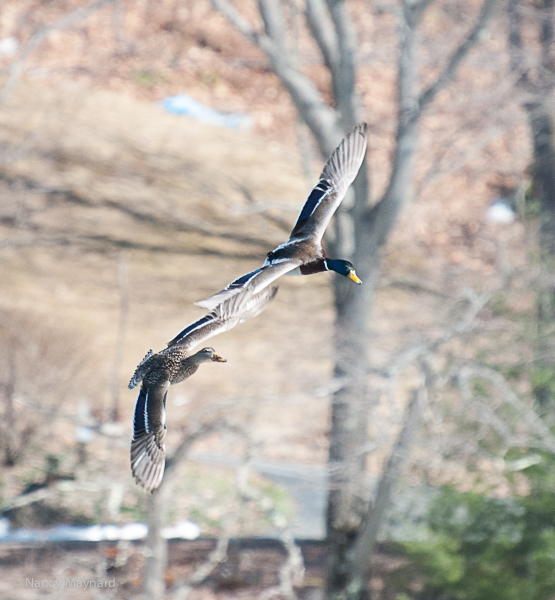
[0,520,199,542]
[160,94,251,129]
[0,37,18,57]
[487,199,515,224]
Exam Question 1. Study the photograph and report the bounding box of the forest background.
[0,0,554,599]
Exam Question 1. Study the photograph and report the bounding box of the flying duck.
[129,286,277,493]
[195,123,367,311]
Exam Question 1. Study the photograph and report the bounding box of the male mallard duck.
[129,286,277,493]
[195,123,367,311]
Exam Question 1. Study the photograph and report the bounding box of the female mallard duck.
[195,123,367,311]
[129,286,277,493]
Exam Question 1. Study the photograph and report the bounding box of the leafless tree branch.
[325,0,359,126]
[143,421,249,598]
[306,0,339,74]
[165,421,234,478]
[1,479,110,512]
[459,363,555,453]
[295,118,317,187]
[212,0,341,154]
[456,369,528,449]
[349,371,426,593]
[259,0,290,55]
[414,0,499,124]
[172,530,231,599]
[211,0,262,43]
[237,456,305,600]
[109,253,129,422]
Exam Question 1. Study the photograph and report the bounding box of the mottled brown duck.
[195,123,367,311]
[129,286,277,493]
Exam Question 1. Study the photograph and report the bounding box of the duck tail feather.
[128,349,154,389]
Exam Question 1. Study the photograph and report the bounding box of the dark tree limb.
[143,421,245,598]
[325,0,359,126]
[367,0,500,260]
[2,350,18,466]
[413,0,500,126]
[508,0,525,76]
[540,0,554,75]
[109,253,129,422]
[259,0,289,54]
[212,0,342,154]
[210,2,502,598]
[509,0,555,410]
[350,378,425,595]
[143,422,219,598]
[306,0,340,74]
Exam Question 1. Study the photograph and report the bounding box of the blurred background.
[0,0,554,598]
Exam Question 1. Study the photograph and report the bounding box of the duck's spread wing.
[193,260,299,311]
[130,382,169,493]
[169,283,280,347]
[290,123,367,242]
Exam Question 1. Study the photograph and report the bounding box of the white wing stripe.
[144,390,149,434]
[306,186,332,219]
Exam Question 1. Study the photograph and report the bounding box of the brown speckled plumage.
[130,286,278,493]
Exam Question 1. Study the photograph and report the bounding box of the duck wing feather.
[194,261,297,311]
[289,123,367,243]
[169,284,279,346]
[194,125,366,311]
[130,382,169,493]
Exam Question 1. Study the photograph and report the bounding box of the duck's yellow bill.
[348,270,362,284]
[212,354,227,362]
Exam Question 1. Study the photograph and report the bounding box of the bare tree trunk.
[326,171,372,598]
[144,483,171,599]
[529,105,555,263]
[350,382,424,597]
[2,349,18,467]
[141,423,221,597]
[326,3,420,596]
[211,1,498,597]
[528,103,555,412]
[509,0,555,412]
[109,253,129,422]
[527,0,555,263]
[530,0,555,413]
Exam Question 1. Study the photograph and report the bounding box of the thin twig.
[412,0,499,125]
[460,363,555,453]
[350,371,426,590]
[212,0,341,154]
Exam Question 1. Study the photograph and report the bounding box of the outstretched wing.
[194,260,298,311]
[168,284,279,348]
[289,123,367,243]
[194,125,366,311]
[130,382,169,493]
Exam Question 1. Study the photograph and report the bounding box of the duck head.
[325,259,362,284]
[196,347,227,363]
